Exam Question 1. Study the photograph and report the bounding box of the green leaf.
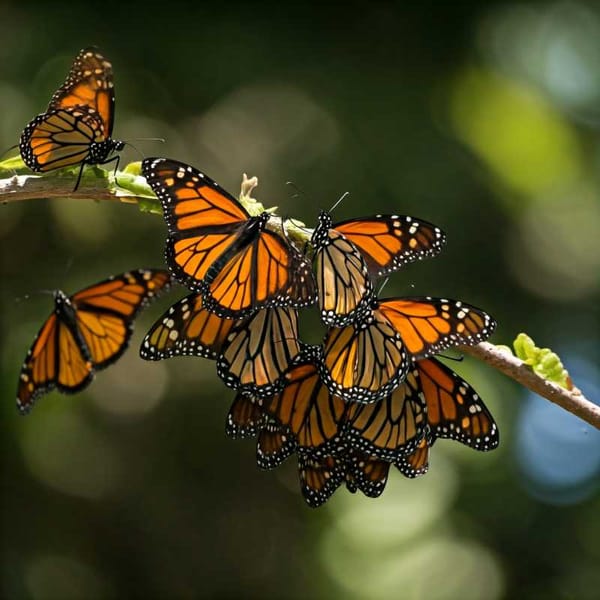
[512,333,571,389]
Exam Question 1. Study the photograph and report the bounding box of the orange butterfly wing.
[312,211,373,327]
[20,107,106,172]
[320,309,409,403]
[264,355,347,456]
[72,269,171,369]
[49,47,116,137]
[377,296,496,359]
[140,293,234,360]
[344,367,427,460]
[417,358,499,450]
[225,393,268,439]
[345,451,391,498]
[217,307,301,398]
[334,215,446,277]
[17,300,94,414]
[396,435,430,478]
[256,421,298,470]
[297,452,345,508]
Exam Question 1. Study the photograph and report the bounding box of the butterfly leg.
[73,163,86,192]
[101,155,122,187]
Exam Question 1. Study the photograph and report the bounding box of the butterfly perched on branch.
[19,47,124,190]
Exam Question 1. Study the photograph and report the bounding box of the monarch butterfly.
[224,393,297,469]
[344,365,428,461]
[17,269,171,414]
[141,293,301,398]
[142,158,316,318]
[19,47,124,190]
[311,211,446,327]
[320,296,496,403]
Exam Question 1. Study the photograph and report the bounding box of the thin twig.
[0,171,150,207]
[460,342,599,429]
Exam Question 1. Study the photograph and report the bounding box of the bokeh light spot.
[20,409,123,500]
[25,554,114,600]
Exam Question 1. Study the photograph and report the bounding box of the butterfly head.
[52,289,75,317]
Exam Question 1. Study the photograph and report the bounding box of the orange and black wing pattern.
[345,451,391,498]
[142,157,316,318]
[396,435,431,478]
[312,210,373,327]
[333,215,446,277]
[297,452,345,508]
[417,358,499,451]
[72,269,171,369]
[17,303,94,414]
[376,296,496,359]
[344,366,428,460]
[20,48,120,173]
[264,352,347,457]
[17,269,171,414]
[225,393,268,439]
[48,47,116,136]
[320,308,409,403]
[217,307,301,398]
[256,420,298,470]
[140,293,234,360]
[223,393,297,468]
[20,106,107,172]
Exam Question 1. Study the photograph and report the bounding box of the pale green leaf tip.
[512,333,571,389]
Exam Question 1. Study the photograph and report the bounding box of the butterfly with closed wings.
[20,47,124,190]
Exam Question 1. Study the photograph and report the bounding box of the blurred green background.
[1,1,599,598]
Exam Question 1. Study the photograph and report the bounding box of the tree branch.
[3,159,597,429]
[460,342,599,429]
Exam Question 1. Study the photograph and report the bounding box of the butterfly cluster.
[138,157,499,507]
[15,48,499,508]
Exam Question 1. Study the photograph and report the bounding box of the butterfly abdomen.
[204,213,270,283]
[54,290,94,364]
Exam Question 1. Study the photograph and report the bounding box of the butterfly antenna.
[0,143,19,160]
[377,277,390,296]
[132,137,166,143]
[328,191,350,214]
[122,141,145,160]
[285,180,312,202]
[437,353,464,363]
